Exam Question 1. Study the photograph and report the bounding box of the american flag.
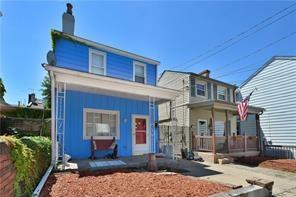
[238,89,256,121]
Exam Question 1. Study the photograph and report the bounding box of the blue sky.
[1,1,295,105]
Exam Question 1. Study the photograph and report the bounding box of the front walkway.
[197,161,296,196]
[58,155,222,176]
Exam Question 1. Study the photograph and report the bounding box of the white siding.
[158,72,189,92]
[240,58,296,146]
[158,72,190,126]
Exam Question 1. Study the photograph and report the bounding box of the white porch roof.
[187,100,264,114]
[44,64,180,103]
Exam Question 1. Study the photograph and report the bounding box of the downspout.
[32,68,56,196]
[50,70,56,166]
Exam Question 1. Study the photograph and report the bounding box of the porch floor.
[57,155,184,171]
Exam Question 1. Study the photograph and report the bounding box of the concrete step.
[218,157,234,165]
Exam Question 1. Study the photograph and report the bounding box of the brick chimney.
[62,3,75,35]
[199,69,211,78]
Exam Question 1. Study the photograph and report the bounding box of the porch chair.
[90,136,117,160]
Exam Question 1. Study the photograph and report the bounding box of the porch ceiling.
[187,100,264,114]
[44,64,180,103]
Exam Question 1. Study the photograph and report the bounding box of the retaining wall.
[0,141,15,197]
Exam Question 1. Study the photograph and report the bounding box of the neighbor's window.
[84,109,119,139]
[134,61,146,84]
[196,82,206,96]
[89,49,106,75]
[217,86,226,101]
[197,119,207,136]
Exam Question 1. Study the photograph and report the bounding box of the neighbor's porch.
[188,100,264,161]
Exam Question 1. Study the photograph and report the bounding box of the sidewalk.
[197,161,296,196]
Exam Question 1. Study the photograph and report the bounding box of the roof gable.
[51,29,160,66]
[159,70,237,88]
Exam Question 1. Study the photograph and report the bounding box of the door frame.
[132,114,150,155]
[197,119,208,136]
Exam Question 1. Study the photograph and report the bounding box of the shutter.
[227,88,231,102]
[213,84,217,100]
[190,77,196,97]
[227,120,231,136]
[207,82,212,99]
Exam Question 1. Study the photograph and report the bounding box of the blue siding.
[64,90,154,159]
[147,63,157,85]
[55,39,89,72]
[55,38,157,85]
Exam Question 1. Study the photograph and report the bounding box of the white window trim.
[133,61,147,84]
[83,108,120,140]
[197,119,208,136]
[217,85,227,101]
[89,48,107,76]
[195,81,207,98]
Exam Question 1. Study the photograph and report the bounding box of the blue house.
[44,17,177,162]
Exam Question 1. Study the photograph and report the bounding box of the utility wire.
[213,45,296,78]
[223,60,296,85]
[165,2,296,71]
[159,31,296,87]
[174,8,296,72]
[159,5,296,86]
[215,68,258,79]
[213,31,296,72]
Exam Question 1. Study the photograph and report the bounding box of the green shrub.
[20,137,51,178]
[0,136,51,196]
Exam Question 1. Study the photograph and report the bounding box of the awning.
[44,64,180,103]
[187,100,264,114]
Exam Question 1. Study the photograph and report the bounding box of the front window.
[196,83,206,96]
[134,61,146,84]
[217,86,226,100]
[84,109,119,139]
[89,49,106,75]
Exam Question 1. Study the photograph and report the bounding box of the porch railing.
[192,136,213,152]
[229,135,245,152]
[193,135,258,153]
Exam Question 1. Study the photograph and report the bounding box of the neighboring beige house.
[158,70,264,162]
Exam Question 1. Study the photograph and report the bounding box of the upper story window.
[133,61,146,84]
[217,86,227,101]
[83,108,120,140]
[196,82,206,97]
[89,49,106,75]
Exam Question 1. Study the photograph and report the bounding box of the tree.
[0,78,6,102]
[41,73,51,109]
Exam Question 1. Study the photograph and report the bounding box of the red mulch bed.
[41,170,230,197]
[259,159,296,173]
[235,156,296,173]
